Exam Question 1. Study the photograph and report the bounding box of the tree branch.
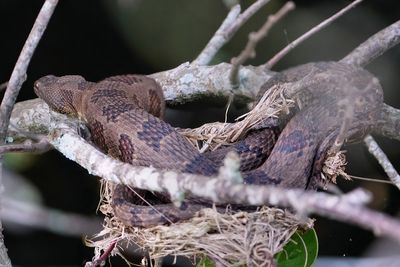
[0,0,58,140]
[363,135,400,190]
[192,5,241,66]
[150,62,275,103]
[193,0,272,65]
[0,1,58,266]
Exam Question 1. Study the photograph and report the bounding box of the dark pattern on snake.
[34,62,383,227]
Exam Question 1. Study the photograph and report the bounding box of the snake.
[34,61,383,227]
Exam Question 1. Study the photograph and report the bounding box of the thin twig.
[230,1,295,87]
[0,0,58,140]
[0,1,58,266]
[363,135,400,190]
[85,241,116,267]
[193,5,241,66]
[349,175,394,185]
[0,137,51,154]
[193,0,272,65]
[264,0,363,69]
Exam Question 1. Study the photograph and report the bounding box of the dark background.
[0,0,399,266]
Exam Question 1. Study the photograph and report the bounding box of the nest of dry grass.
[86,83,347,266]
[87,180,314,266]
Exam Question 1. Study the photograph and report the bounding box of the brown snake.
[34,61,383,227]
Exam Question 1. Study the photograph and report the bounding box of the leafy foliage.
[275,229,319,267]
[197,257,217,267]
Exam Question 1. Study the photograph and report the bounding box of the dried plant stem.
[230,1,295,87]
[193,0,272,65]
[349,175,394,185]
[85,241,116,267]
[264,0,363,69]
[364,135,400,190]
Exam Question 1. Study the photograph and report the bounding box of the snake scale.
[34,61,383,227]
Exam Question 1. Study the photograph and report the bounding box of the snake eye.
[34,81,40,90]
[33,80,44,96]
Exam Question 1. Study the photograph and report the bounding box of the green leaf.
[196,256,216,267]
[275,228,319,267]
[3,153,38,172]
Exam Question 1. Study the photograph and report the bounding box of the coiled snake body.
[34,62,383,227]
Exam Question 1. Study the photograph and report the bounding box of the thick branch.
[150,62,275,103]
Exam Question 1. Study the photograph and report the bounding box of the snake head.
[34,75,90,116]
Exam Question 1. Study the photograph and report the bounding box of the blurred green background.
[0,0,399,266]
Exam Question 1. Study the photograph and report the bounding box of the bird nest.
[87,180,314,266]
